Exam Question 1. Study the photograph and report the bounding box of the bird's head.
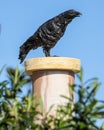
[62,9,82,20]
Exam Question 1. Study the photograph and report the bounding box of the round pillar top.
[25,57,81,75]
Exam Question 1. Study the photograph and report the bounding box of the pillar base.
[25,57,80,116]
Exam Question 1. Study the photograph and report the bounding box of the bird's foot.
[52,55,59,57]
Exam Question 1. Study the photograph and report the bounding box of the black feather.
[18,9,81,63]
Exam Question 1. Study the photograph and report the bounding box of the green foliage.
[0,67,104,130]
[6,66,31,91]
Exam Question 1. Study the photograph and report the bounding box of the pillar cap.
[25,57,81,75]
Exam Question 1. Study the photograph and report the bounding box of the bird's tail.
[18,36,38,63]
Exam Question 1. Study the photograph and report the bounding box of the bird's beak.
[77,12,82,17]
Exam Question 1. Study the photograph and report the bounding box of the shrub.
[0,67,104,130]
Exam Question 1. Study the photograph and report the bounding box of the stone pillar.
[25,57,80,116]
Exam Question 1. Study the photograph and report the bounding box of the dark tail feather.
[18,36,38,63]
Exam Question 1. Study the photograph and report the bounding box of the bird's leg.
[43,47,50,57]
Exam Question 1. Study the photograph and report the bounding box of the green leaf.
[76,67,83,82]
[14,66,19,85]
[101,122,104,130]
[0,65,5,75]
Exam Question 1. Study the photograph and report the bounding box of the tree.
[0,66,104,130]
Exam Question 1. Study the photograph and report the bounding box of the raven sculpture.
[19,9,81,63]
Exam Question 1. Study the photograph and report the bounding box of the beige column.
[25,57,80,116]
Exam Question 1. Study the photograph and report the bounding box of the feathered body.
[19,9,81,63]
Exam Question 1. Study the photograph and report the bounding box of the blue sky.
[0,1,104,102]
[0,0,104,126]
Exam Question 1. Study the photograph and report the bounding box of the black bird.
[19,9,81,63]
